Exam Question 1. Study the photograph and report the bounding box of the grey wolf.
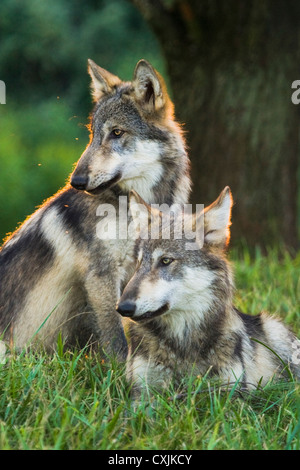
[0,59,191,358]
[117,187,300,393]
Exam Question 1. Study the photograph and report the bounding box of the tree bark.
[131,0,300,251]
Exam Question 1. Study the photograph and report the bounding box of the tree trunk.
[131,0,300,251]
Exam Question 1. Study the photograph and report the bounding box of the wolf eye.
[111,129,124,138]
[160,257,173,266]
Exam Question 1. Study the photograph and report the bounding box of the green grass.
[0,249,299,450]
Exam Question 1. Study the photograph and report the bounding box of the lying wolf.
[0,59,191,358]
[117,188,300,392]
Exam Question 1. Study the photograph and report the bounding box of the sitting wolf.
[117,188,300,392]
[0,59,191,358]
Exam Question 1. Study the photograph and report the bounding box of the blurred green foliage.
[0,0,164,242]
[0,101,87,241]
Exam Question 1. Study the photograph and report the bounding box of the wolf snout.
[116,300,136,317]
[70,174,88,191]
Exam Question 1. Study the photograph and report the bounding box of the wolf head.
[70,59,189,204]
[116,187,234,322]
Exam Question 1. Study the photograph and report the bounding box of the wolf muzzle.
[70,175,89,191]
[71,171,122,194]
[116,300,136,317]
[116,301,170,321]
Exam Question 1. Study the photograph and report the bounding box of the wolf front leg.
[127,353,173,399]
[84,270,128,360]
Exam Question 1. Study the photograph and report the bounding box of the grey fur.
[117,188,300,393]
[0,59,191,358]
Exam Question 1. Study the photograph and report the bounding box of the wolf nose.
[116,300,136,317]
[70,175,88,191]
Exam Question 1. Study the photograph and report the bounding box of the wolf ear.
[132,60,174,117]
[88,59,122,102]
[129,189,152,223]
[129,190,150,210]
[129,190,161,240]
[128,191,151,239]
[202,187,233,248]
